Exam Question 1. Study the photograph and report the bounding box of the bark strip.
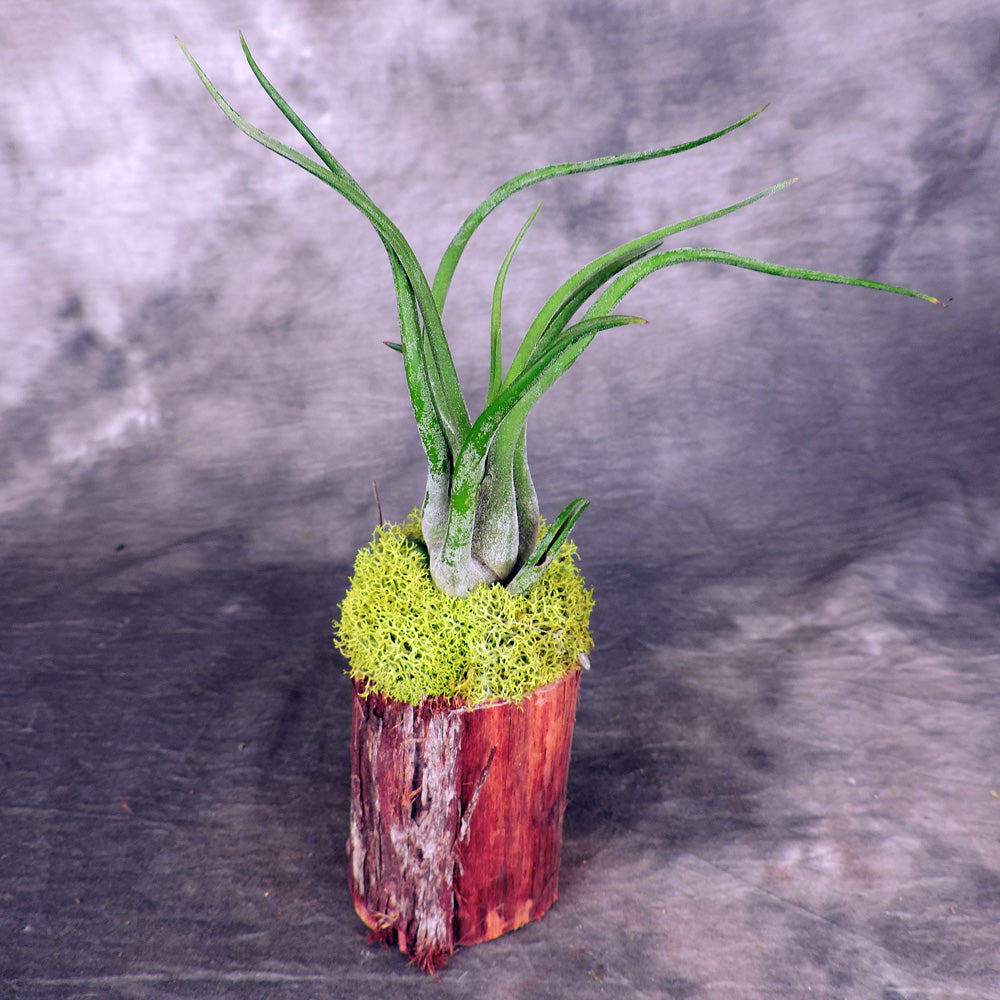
[347,668,581,970]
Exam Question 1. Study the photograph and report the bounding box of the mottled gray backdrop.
[3,1,999,998]
[6,0,996,572]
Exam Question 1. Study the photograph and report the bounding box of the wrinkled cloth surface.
[3,2,999,997]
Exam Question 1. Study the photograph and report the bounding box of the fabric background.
[3,2,999,997]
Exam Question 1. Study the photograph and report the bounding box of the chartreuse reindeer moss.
[334,513,593,706]
[180,36,943,602]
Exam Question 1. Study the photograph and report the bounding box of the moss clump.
[334,511,594,706]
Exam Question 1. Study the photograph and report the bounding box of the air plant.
[179,36,941,599]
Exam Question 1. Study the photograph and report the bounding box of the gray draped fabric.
[3,2,998,996]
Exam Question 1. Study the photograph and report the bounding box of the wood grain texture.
[348,668,581,970]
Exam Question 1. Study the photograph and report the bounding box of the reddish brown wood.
[347,668,581,970]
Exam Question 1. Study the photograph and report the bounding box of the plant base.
[347,667,581,971]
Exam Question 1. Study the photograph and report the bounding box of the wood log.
[348,667,581,971]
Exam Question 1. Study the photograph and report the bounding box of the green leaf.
[490,202,542,405]
[387,255,451,544]
[177,37,472,460]
[505,241,662,386]
[467,314,647,482]
[467,452,520,583]
[587,246,944,317]
[512,425,540,562]
[504,179,798,387]
[239,33,367,198]
[431,106,769,311]
[239,38,473,456]
[506,498,589,596]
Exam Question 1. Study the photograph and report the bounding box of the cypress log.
[348,667,581,971]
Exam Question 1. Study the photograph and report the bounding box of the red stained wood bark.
[348,668,581,971]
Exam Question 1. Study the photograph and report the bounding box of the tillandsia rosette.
[180,35,942,600]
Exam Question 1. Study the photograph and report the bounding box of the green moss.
[334,511,594,706]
